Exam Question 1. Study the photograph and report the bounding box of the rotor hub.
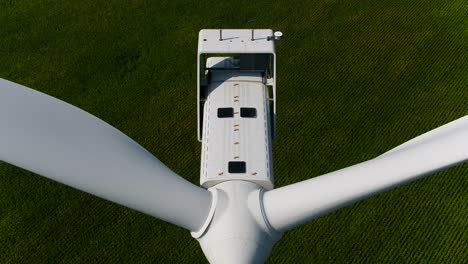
[192,181,282,263]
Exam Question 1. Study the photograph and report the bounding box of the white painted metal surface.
[197,29,277,142]
[200,70,273,190]
[198,29,275,54]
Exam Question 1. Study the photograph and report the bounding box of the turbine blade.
[263,116,468,232]
[0,78,211,232]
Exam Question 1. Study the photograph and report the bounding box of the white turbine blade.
[380,116,468,156]
[0,78,212,232]
[263,116,468,232]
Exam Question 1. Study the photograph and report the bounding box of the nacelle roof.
[198,29,276,54]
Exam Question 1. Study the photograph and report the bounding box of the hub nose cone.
[193,181,282,263]
[201,238,272,264]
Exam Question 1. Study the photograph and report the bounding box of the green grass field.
[1,0,468,263]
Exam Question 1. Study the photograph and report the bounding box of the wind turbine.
[1,29,467,263]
